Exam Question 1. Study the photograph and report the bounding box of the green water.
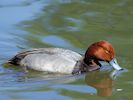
[0,0,133,100]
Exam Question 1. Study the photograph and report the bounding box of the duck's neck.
[72,59,100,75]
[83,59,100,71]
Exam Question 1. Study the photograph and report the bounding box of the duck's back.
[8,48,82,74]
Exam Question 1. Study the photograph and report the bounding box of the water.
[0,0,133,99]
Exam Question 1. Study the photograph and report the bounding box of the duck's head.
[84,40,123,71]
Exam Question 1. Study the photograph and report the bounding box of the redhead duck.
[8,40,123,74]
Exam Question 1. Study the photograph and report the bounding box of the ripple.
[42,35,73,47]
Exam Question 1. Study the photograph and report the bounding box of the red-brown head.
[84,40,122,71]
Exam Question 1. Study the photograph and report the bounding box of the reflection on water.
[42,35,73,47]
[85,71,113,97]
[0,0,133,99]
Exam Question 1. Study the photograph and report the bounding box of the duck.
[7,40,123,74]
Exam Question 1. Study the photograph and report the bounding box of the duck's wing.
[8,48,82,65]
[7,48,61,65]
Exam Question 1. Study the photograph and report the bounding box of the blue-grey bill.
[109,58,123,70]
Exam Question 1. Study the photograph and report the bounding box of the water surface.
[0,0,133,100]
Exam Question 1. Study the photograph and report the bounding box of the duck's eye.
[105,50,110,54]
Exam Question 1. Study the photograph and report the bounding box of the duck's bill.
[109,58,123,70]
